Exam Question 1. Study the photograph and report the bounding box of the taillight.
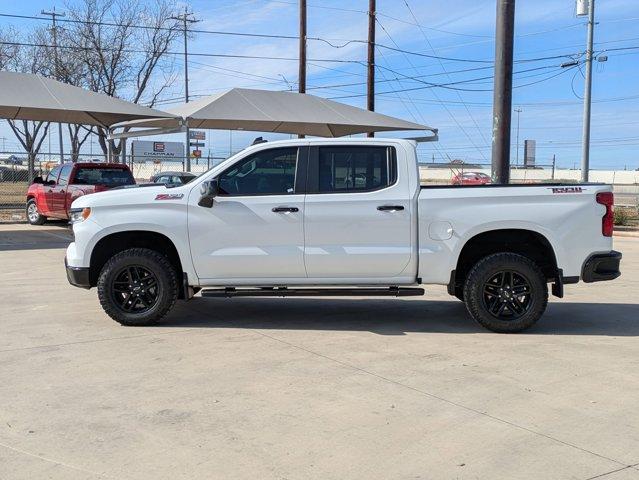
[596,192,614,237]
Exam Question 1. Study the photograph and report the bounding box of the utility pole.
[171,7,199,172]
[579,0,595,183]
[490,0,516,184]
[298,0,307,138]
[366,0,376,138]
[514,107,522,166]
[41,7,65,164]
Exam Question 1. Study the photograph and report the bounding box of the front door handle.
[377,205,404,212]
[272,206,299,213]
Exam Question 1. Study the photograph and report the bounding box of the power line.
[0,40,363,63]
[372,10,488,161]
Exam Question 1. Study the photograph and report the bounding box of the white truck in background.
[64,138,621,333]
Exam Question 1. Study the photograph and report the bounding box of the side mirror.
[32,176,44,184]
[198,179,219,208]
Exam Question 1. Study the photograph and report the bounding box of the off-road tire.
[97,248,178,326]
[26,199,46,225]
[463,252,548,333]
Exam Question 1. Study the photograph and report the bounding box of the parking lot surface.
[1,223,638,480]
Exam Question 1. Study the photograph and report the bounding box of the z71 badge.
[549,187,583,194]
[155,193,184,200]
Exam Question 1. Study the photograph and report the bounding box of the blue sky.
[1,0,638,169]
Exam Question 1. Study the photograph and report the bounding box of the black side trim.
[294,145,309,195]
[65,258,91,289]
[562,276,580,284]
[582,250,622,283]
[201,287,425,298]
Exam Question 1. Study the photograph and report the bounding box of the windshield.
[74,168,135,187]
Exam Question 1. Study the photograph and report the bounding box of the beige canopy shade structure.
[0,71,177,127]
[112,88,436,139]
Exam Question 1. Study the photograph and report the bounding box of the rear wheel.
[463,252,548,333]
[26,199,46,225]
[97,248,178,326]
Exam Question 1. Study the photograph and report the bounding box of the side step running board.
[201,286,425,298]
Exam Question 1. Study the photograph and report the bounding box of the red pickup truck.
[26,162,135,224]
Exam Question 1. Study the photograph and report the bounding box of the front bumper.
[582,250,622,283]
[65,257,91,289]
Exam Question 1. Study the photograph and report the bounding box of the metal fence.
[1,152,637,223]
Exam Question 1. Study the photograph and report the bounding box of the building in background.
[524,140,536,168]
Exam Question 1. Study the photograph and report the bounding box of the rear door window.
[73,168,135,187]
[311,146,397,193]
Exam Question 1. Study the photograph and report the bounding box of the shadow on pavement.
[163,297,639,336]
[0,225,72,251]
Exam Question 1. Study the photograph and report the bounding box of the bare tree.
[0,27,19,70]
[44,25,96,162]
[4,32,52,180]
[66,0,180,160]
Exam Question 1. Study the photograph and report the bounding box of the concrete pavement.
[1,223,638,479]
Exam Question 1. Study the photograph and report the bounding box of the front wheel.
[26,199,46,225]
[463,253,548,333]
[97,248,178,326]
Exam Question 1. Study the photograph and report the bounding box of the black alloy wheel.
[111,265,160,314]
[481,270,532,320]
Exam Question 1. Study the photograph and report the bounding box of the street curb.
[614,231,639,238]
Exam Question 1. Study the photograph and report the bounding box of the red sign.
[192,150,202,158]
[153,142,165,152]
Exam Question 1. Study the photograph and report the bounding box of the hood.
[70,183,182,209]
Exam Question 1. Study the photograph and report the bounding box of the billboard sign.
[131,140,184,163]
[189,130,206,141]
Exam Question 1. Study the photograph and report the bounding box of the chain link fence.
[1,151,637,223]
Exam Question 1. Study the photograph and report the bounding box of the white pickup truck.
[65,138,621,333]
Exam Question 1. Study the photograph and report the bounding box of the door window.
[314,146,396,193]
[57,164,73,187]
[218,147,298,196]
[46,165,62,184]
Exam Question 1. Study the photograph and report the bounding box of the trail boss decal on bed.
[549,187,583,194]
[155,193,184,200]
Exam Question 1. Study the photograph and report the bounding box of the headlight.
[69,207,91,224]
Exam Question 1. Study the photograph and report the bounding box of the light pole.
[577,0,595,182]
[41,7,65,164]
[171,7,199,172]
[491,0,516,184]
[514,107,522,166]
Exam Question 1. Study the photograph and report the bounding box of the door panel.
[40,165,61,216]
[304,145,413,279]
[189,195,306,280]
[51,164,72,217]
[188,146,307,282]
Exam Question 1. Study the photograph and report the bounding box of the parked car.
[65,139,621,333]
[26,162,135,225]
[3,155,23,165]
[149,171,196,185]
[452,171,491,185]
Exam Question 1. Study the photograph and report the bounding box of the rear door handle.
[272,206,299,213]
[377,205,404,212]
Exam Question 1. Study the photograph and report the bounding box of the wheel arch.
[89,230,184,292]
[450,228,559,296]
